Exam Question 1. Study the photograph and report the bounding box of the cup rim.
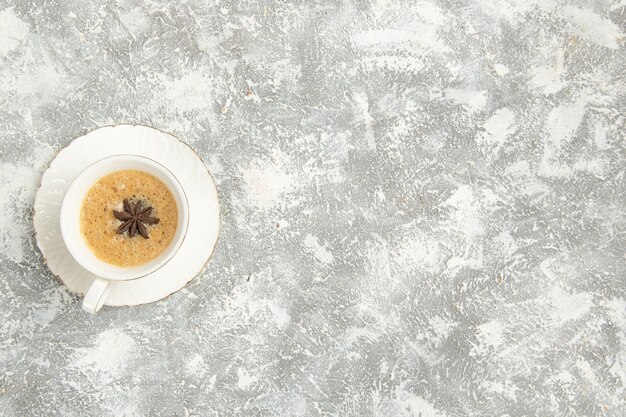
[60,154,189,281]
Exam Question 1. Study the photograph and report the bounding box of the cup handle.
[82,278,111,314]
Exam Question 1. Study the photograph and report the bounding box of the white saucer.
[34,125,220,307]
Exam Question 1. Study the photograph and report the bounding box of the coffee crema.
[80,169,178,267]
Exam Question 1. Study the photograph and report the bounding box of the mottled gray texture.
[1,0,625,416]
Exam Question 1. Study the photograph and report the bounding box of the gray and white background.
[1,0,625,415]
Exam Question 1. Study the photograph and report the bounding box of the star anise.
[113,199,160,239]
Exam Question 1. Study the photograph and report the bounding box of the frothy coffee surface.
[80,170,178,267]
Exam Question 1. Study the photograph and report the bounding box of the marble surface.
[1,0,625,415]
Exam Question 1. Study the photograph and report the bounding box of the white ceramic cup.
[60,155,189,314]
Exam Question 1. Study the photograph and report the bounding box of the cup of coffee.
[60,155,189,313]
